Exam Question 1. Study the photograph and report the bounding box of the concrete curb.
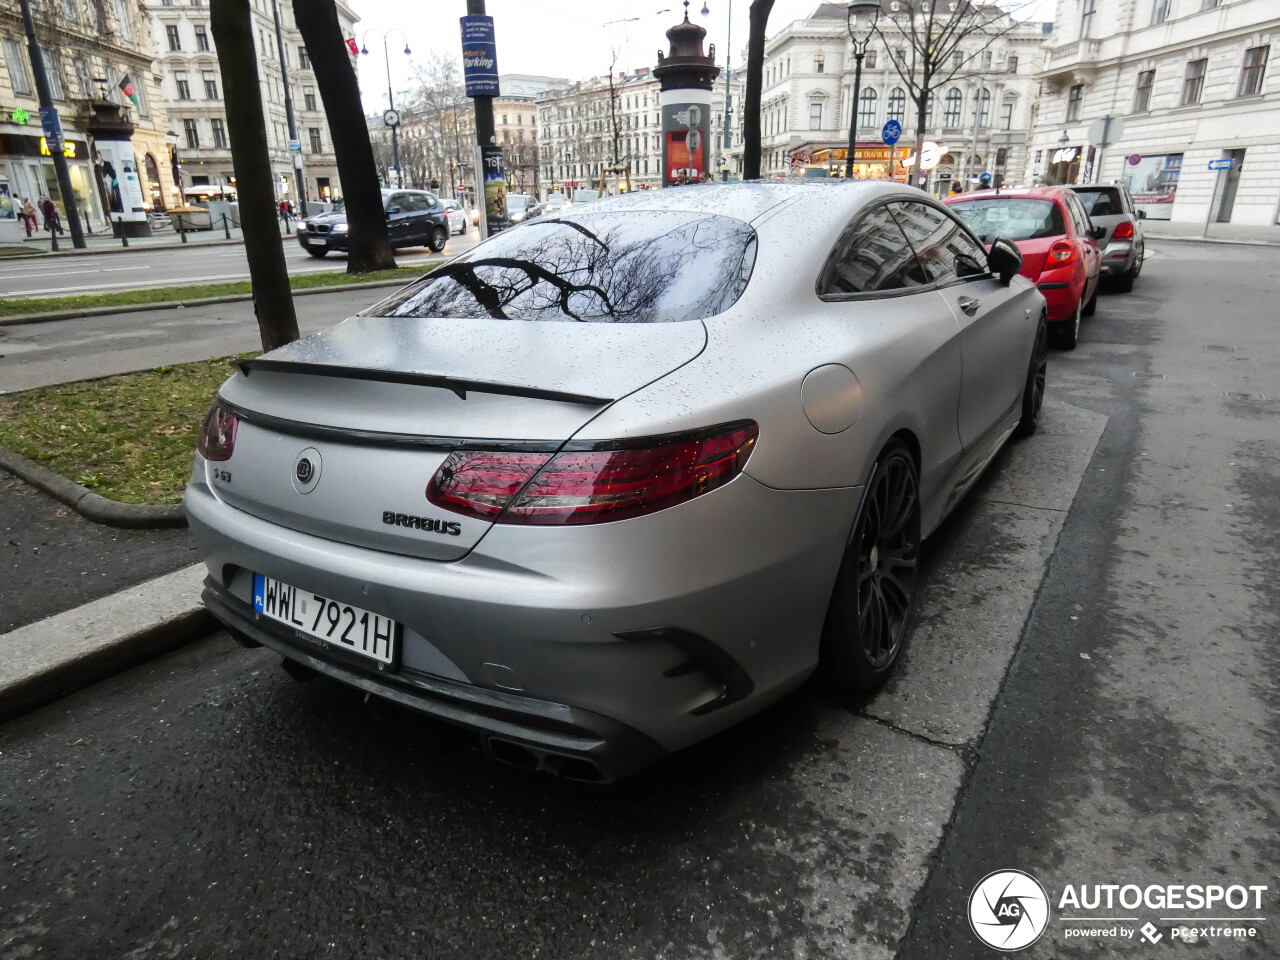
[0,564,214,725]
[1,237,248,260]
[0,441,186,528]
[1145,234,1280,248]
[0,276,416,326]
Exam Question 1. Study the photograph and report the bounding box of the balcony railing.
[1047,39,1100,64]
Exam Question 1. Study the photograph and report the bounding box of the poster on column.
[481,144,509,236]
[96,139,147,221]
[662,103,709,184]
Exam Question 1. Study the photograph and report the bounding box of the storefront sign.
[460,16,500,97]
[662,102,710,184]
[96,139,147,221]
[1052,146,1080,164]
[9,108,29,125]
[39,137,76,158]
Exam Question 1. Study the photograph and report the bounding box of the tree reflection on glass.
[375,212,758,323]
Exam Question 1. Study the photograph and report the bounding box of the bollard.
[179,214,188,244]
[119,218,129,248]
[82,210,92,236]
[222,212,231,240]
[49,222,59,253]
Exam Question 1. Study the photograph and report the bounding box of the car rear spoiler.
[232,358,612,407]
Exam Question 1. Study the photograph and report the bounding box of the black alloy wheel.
[1015,313,1049,438]
[306,249,327,259]
[430,224,448,252]
[819,441,922,691]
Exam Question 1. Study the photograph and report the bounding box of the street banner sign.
[460,16,500,97]
[288,139,301,154]
[881,120,901,146]
[38,106,62,142]
[1208,158,1234,170]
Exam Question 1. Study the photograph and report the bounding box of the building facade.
[537,65,742,193]
[1032,0,1278,226]
[729,2,1048,195]
[145,0,356,206]
[1,0,175,239]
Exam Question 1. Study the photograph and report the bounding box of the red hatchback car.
[945,187,1103,349]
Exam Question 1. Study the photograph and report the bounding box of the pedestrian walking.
[39,196,63,235]
[948,181,964,197]
[21,197,37,237]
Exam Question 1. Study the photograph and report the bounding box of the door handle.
[958,296,980,316]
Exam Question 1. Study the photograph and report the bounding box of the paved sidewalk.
[1143,220,1280,245]
[4,220,305,258]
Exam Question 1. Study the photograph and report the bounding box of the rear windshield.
[1073,188,1124,216]
[374,211,758,323]
[950,198,1065,243]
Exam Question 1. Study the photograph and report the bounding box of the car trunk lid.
[211,315,706,561]
[1012,236,1056,280]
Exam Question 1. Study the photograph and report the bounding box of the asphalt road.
[1,242,1276,958]
[0,231,477,299]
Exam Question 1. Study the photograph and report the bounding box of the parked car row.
[944,182,1145,349]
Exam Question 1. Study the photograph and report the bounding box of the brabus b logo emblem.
[291,447,322,494]
[295,458,314,484]
[969,870,1051,951]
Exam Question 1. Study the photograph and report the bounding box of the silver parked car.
[1069,183,1145,291]
[186,182,1047,782]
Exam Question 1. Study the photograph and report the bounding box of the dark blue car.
[298,189,450,257]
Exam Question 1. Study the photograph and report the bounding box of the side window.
[1065,195,1091,235]
[403,194,431,212]
[889,201,990,285]
[387,193,409,212]
[817,205,929,297]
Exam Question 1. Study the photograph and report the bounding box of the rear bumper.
[1035,273,1082,323]
[185,467,857,775]
[1100,240,1137,275]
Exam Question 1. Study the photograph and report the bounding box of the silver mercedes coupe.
[186,181,1047,782]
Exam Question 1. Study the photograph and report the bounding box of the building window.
[814,53,825,74]
[1008,54,1019,73]
[1000,101,1014,130]
[1151,0,1171,25]
[809,102,822,130]
[982,50,992,69]
[309,127,322,153]
[974,87,991,127]
[996,147,1007,167]
[183,118,200,149]
[858,87,877,128]
[1066,84,1083,121]
[195,24,209,51]
[299,45,310,69]
[1081,0,1096,37]
[1182,58,1207,104]
[304,86,317,111]
[1202,0,1221,6]
[74,57,93,98]
[134,73,150,117]
[943,88,962,126]
[176,74,191,100]
[166,24,181,51]
[887,87,906,123]
[1134,69,1155,110]
[211,118,227,148]
[113,0,133,40]
[204,71,219,99]
[38,47,65,100]
[1238,45,1268,97]
[865,49,876,68]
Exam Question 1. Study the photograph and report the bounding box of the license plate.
[253,574,397,665]
[305,237,325,246]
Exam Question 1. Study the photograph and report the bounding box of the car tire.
[1014,313,1049,439]
[1082,281,1098,317]
[1115,261,1137,292]
[1053,298,1081,351]
[818,440,921,693]
[430,225,448,252]
[306,249,328,259]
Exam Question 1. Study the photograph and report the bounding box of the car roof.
[947,186,1072,204]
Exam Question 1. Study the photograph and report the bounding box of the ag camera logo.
[969,869,1051,951]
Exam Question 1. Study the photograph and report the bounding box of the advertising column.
[652,10,720,187]
[86,99,151,237]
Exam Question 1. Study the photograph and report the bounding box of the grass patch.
[0,246,30,256]
[0,264,430,319]
[0,356,250,505]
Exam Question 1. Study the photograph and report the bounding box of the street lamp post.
[361,29,411,187]
[844,0,880,179]
[699,1,735,182]
[271,0,306,217]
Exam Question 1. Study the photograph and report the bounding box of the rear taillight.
[197,403,239,461]
[1047,240,1076,266]
[1111,221,1134,240]
[427,422,758,525]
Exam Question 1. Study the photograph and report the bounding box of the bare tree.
[872,0,1032,186]
[742,0,774,180]
[292,0,395,272]
[210,0,299,349]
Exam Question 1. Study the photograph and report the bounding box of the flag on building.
[344,37,359,56]
[118,74,140,108]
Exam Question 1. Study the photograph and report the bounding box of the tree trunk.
[210,0,299,350]
[742,0,774,180]
[910,65,931,188]
[293,0,396,273]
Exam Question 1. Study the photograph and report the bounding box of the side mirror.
[386,207,399,216]
[1091,224,1107,240]
[1137,209,1147,220]
[988,236,1022,286]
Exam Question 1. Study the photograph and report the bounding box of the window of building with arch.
[943,88,962,127]
[858,87,877,128]
[888,87,906,123]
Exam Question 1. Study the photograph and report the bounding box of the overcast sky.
[352,0,1057,114]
